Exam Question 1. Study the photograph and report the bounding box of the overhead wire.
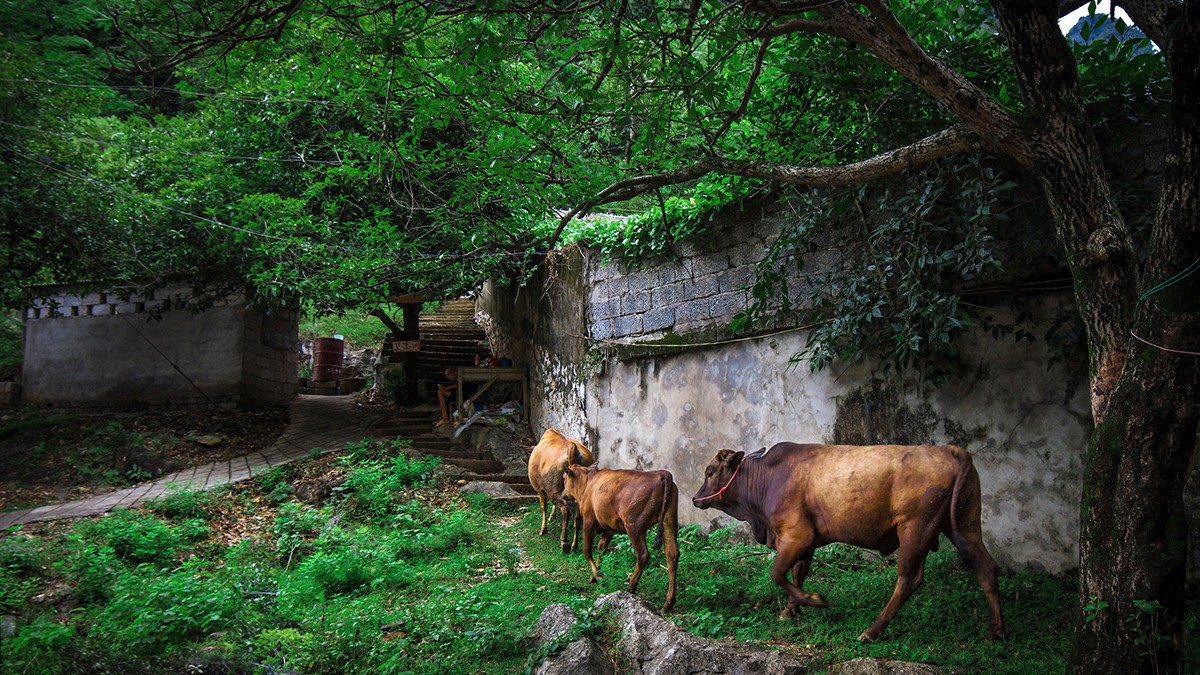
[0,139,549,263]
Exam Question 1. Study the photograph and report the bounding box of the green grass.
[0,440,1088,673]
[299,305,405,347]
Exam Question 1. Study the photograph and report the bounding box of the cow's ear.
[721,449,745,468]
[587,463,599,471]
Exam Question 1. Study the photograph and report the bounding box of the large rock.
[826,658,943,675]
[458,481,523,499]
[531,591,808,675]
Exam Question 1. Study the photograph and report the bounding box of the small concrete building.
[21,285,298,412]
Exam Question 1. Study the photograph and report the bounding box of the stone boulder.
[458,480,523,499]
[826,658,944,675]
[531,591,808,675]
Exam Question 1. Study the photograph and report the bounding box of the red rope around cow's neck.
[694,454,746,503]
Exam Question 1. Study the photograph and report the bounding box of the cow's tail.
[950,448,972,533]
[653,474,675,550]
[948,447,977,565]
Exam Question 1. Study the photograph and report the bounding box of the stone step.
[457,472,530,485]
[442,457,506,473]
[415,447,491,460]
[376,421,442,434]
[491,494,539,506]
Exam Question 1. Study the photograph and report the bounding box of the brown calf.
[562,465,680,613]
[693,443,1004,642]
[527,429,595,553]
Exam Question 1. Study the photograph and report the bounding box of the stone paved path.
[0,395,376,530]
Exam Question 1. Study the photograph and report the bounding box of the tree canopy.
[2,1,1162,315]
[2,3,1196,672]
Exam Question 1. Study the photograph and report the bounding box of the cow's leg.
[627,529,651,595]
[772,535,826,619]
[779,549,817,616]
[861,524,937,642]
[661,496,680,613]
[570,507,585,553]
[581,521,601,582]
[596,531,614,554]
[951,530,1006,641]
[536,490,549,536]
[559,500,573,553]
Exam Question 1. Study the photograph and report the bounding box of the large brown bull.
[562,465,680,613]
[528,429,595,553]
[693,443,1004,642]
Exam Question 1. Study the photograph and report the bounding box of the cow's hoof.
[778,607,797,620]
[857,631,876,643]
[986,630,1004,643]
[809,593,829,608]
[561,543,571,554]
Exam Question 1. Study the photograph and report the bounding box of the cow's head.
[561,463,593,508]
[692,448,744,509]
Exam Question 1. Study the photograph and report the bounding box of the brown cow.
[693,443,1004,642]
[562,465,680,613]
[528,429,595,553]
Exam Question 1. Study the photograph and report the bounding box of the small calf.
[562,465,680,613]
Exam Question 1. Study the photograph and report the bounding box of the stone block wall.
[241,308,300,407]
[22,285,297,412]
[588,207,779,340]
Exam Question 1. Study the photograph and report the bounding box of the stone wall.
[22,286,297,411]
[241,308,301,407]
[478,250,592,440]
[481,207,1092,574]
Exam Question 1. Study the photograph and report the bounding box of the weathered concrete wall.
[22,287,297,411]
[485,204,1092,573]
[478,250,592,439]
[587,294,1089,574]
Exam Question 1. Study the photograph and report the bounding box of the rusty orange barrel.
[312,337,345,381]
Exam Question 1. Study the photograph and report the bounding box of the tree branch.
[752,1,1029,164]
[545,125,985,250]
[1120,0,1183,49]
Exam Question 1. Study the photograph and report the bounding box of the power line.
[0,120,344,165]
[0,140,552,263]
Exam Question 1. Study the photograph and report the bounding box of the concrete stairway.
[374,300,535,505]
[374,412,536,505]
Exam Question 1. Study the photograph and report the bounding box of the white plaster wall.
[586,295,1088,574]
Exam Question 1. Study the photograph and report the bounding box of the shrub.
[272,501,331,563]
[75,509,207,565]
[2,616,78,674]
[248,628,315,673]
[92,561,243,654]
[293,549,376,596]
[144,485,222,520]
[337,453,440,523]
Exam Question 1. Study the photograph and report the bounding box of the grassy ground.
[0,437,1091,673]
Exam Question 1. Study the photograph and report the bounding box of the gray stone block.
[591,319,615,340]
[651,283,681,307]
[677,274,719,300]
[718,266,754,293]
[612,314,643,337]
[642,307,675,332]
[620,291,652,315]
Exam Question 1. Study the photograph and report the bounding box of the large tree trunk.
[989,1,1197,672]
[1069,2,1200,672]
